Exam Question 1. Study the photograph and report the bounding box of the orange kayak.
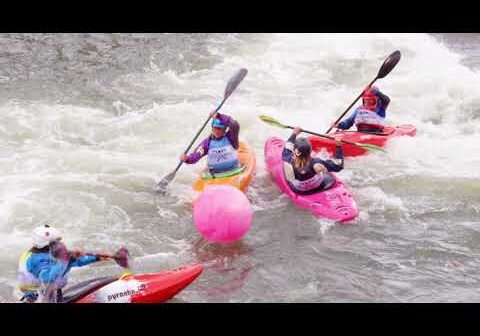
[192,141,256,193]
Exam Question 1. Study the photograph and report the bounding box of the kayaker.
[332,86,390,133]
[180,110,241,174]
[18,225,113,303]
[282,127,344,195]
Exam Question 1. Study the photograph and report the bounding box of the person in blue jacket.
[332,86,390,133]
[282,127,344,195]
[18,225,113,303]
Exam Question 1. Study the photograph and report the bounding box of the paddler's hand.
[335,139,343,147]
[70,247,86,259]
[331,121,339,129]
[293,127,302,135]
[210,110,218,119]
[313,163,328,173]
[180,153,188,162]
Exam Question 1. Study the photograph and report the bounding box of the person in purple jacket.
[180,110,240,174]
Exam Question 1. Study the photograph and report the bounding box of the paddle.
[259,115,386,153]
[155,68,248,194]
[86,247,130,269]
[42,244,131,303]
[50,242,130,268]
[326,50,401,134]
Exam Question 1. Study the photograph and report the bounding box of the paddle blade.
[114,247,130,268]
[154,171,176,194]
[356,142,387,153]
[377,51,401,79]
[224,68,248,100]
[259,115,286,128]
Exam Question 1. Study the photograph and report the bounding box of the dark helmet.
[293,137,312,157]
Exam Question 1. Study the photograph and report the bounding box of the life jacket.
[354,108,385,132]
[291,172,325,192]
[207,136,239,173]
[289,159,325,192]
[18,252,41,293]
[18,251,69,295]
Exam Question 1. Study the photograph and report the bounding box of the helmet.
[362,90,378,109]
[293,137,312,157]
[212,119,226,129]
[32,225,62,248]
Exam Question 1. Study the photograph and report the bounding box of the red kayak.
[309,125,416,157]
[62,264,203,303]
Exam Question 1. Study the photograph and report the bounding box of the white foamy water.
[1,33,480,302]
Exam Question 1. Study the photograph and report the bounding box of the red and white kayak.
[63,264,203,303]
[309,125,416,157]
[264,137,358,222]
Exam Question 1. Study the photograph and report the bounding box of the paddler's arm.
[371,86,390,117]
[66,247,114,268]
[282,130,300,163]
[337,111,356,130]
[321,142,344,172]
[217,113,240,150]
[182,138,209,164]
[69,255,100,267]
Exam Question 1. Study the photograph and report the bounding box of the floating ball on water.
[193,185,252,244]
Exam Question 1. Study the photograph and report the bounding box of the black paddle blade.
[154,171,176,194]
[377,50,401,79]
[224,68,248,100]
[114,247,130,268]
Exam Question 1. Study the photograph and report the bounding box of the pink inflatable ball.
[193,185,253,244]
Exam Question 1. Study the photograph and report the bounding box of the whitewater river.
[1,33,479,302]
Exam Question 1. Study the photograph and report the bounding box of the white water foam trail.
[1,33,480,302]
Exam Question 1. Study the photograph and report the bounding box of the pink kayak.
[264,137,358,222]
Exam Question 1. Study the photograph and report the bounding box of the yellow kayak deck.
[192,141,256,193]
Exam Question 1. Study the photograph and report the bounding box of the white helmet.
[32,225,62,248]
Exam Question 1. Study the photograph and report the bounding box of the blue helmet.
[212,118,226,129]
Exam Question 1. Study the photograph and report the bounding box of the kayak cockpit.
[284,170,337,196]
[62,276,118,303]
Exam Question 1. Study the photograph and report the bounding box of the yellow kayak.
[192,141,256,193]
